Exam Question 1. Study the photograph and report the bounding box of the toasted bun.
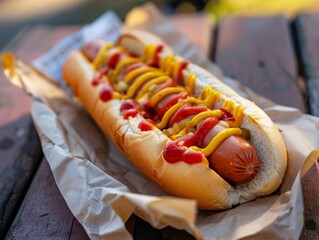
[62,30,287,210]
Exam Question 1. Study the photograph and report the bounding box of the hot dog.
[62,30,287,210]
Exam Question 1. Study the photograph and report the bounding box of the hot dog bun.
[62,30,287,210]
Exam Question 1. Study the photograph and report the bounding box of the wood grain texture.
[5,159,89,240]
[0,115,42,239]
[214,15,307,111]
[300,163,319,240]
[294,12,319,116]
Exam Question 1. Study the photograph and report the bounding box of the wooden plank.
[214,15,307,112]
[300,163,319,240]
[294,13,319,116]
[5,159,90,240]
[0,116,42,238]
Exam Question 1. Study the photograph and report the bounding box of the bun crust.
[62,31,287,210]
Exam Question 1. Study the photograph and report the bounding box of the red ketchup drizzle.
[108,52,121,69]
[128,52,137,58]
[154,91,188,121]
[99,84,113,102]
[152,45,164,67]
[176,61,188,84]
[163,142,203,164]
[169,104,207,127]
[163,118,219,164]
[92,66,110,86]
[120,100,140,120]
[123,109,139,119]
[138,119,153,131]
[153,79,176,94]
[120,99,137,112]
[220,108,235,121]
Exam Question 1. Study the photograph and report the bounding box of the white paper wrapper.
[3,4,319,240]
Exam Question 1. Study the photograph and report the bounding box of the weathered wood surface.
[294,13,319,116]
[214,15,307,112]
[0,116,42,238]
[5,159,89,240]
[300,163,319,240]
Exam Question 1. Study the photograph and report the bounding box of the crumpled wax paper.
[2,3,319,240]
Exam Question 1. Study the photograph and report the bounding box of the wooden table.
[1,13,318,240]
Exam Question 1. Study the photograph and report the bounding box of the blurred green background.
[0,0,318,50]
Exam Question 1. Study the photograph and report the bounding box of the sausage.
[203,124,260,184]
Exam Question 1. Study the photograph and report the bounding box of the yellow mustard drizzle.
[123,66,158,83]
[167,109,222,140]
[173,60,184,79]
[141,45,156,63]
[92,43,113,69]
[160,54,175,75]
[232,105,245,126]
[184,97,206,105]
[136,75,170,100]
[222,99,233,112]
[222,99,245,127]
[142,45,187,81]
[189,128,242,156]
[148,87,185,108]
[113,57,139,77]
[186,110,223,129]
[171,128,188,140]
[112,92,122,99]
[156,101,185,129]
[199,86,222,109]
[181,97,204,106]
[186,73,196,94]
[124,71,164,99]
[156,93,220,131]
